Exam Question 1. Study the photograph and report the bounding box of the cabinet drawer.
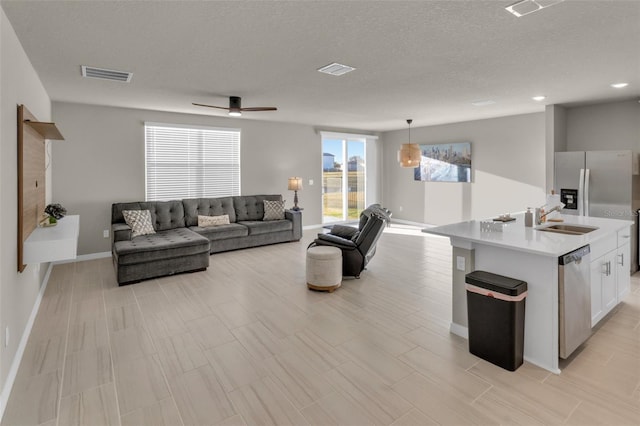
[617,227,631,247]
[590,233,617,260]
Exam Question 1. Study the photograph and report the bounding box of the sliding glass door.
[322,136,366,224]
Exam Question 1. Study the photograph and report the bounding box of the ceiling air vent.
[505,0,564,17]
[317,62,356,76]
[81,65,133,82]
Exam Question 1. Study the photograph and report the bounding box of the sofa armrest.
[285,209,303,240]
[315,233,357,249]
[112,223,132,242]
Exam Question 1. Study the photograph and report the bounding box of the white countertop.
[423,214,632,257]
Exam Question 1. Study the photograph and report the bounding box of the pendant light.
[398,119,421,168]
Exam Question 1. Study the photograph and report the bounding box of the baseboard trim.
[303,224,323,231]
[449,322,469,339]
[54,251,111,264]
[391,218,434,228]
[0,263,53,421]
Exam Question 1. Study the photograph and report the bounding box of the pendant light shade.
[398,119,421,168]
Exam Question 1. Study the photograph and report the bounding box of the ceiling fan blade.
[192,103,229,110]
[240,107,278,112]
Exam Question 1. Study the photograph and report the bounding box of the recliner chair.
[309,205,391,278]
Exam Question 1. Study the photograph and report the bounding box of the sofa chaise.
[111,194,302,285]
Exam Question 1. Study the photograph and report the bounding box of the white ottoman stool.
[306,246,342,292]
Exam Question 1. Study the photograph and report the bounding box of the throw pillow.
[122,210,156,238]
[263,200,285,221]
[198,214,230,227]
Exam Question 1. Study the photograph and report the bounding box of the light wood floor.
[2,225,639,426]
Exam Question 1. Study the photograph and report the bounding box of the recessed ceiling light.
[532,96,546,101]
[471,99,496,107]
[317,62,356,76]
[610,83,629,89]
[505,0,564,17]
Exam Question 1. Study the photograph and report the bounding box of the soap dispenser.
[525,208,533,227]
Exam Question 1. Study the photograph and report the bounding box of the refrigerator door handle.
[584,168,590,217]
[578,168,585,216]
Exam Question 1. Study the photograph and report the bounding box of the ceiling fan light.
[228,111,242,117]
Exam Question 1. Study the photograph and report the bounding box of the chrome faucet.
[536,203,565,225]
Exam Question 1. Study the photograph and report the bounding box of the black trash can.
[465,270,527,371]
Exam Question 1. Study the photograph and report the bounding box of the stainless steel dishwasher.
[559,245,591,359]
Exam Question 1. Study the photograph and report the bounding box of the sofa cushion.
[122,210,156,238]
[183,197,236,226]
[114,228,209,265]
[234,195,282,221]
[112,201,185,231]
[190,223,249,241]
[238,220,292,236]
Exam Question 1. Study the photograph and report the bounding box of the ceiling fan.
[192,96,277,117]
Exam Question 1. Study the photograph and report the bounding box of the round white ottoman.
[306,246,342,292]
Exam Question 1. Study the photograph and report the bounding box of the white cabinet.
[23,215,79,264]
[590,250,616,327]
[617,241,631,300]
[590,226,631,327]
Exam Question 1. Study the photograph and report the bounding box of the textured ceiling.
[2,0,639,131]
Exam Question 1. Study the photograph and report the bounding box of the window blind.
[145,123,240,201]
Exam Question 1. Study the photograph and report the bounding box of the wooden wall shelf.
[23,120,64,140]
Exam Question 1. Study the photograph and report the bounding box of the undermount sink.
[537,224,599,235]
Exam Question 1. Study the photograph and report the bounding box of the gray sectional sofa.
[111,195,302,285]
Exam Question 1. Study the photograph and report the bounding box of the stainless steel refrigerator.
[554,150,639,271]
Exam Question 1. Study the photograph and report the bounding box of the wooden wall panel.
[18,105,47,272]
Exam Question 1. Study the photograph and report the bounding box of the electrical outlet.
[5,326,9,348]
[456,256,466,271]
[308,179,314,186]
[103,229,109,238]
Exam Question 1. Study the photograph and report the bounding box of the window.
[145,122,240,201]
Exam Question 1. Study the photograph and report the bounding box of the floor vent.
[81,65,133,82]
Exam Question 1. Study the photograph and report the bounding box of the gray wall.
[382,113,546,225]
[566,100,640,152]
[52,102,382,255]
[0,7,52,410]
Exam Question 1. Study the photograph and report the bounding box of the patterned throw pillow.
[263,200,285,221]
[198,214,230,227]
[122,210,155,238]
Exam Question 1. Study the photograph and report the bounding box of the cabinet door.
[590,257,604,327]
[617,241,631,300]
[602,251,617,315]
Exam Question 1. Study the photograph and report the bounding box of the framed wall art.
[414,142,471,182]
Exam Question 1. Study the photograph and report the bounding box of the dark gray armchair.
[309,205,391,278]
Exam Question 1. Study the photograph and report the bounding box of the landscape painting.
[414,142,472,182]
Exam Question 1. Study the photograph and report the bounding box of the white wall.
[382,113,547,225]
[52,102,383,255]
[566,99,640,152]
[0,7,52,414]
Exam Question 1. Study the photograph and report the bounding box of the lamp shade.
[397,118,421,168]
[288,177,303,191]
[398,144,421,168]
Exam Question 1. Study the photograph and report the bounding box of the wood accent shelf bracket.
[17,104,65,272]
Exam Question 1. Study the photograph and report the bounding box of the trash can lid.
[465,270,527,296]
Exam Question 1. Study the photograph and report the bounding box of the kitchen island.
[423,214,632,373]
